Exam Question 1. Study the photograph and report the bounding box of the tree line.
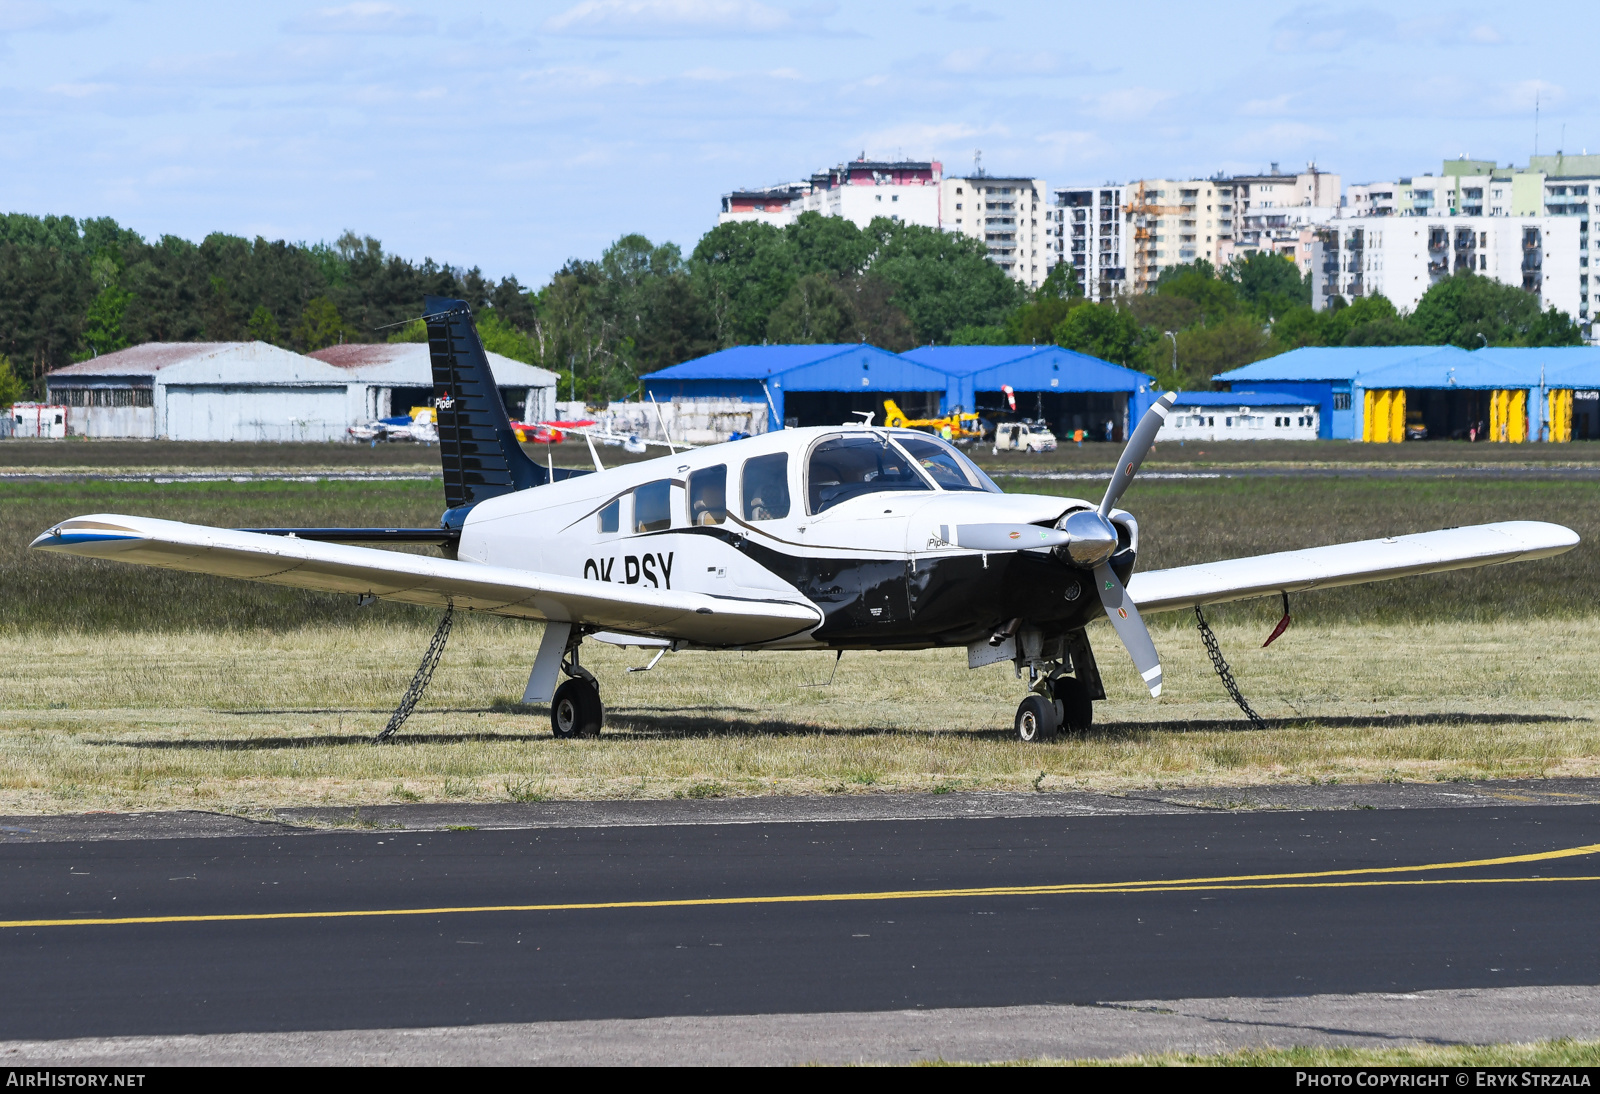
[0,210,1584,405]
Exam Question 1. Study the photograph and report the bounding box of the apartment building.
[1226,164,1341,273]
[1049,184,1126,301]
[1338,156,1595,337]
[940,174,1048,286]
[1312,216,1584,321]
[1346,182,1399,218]
[1125,178,1234,293]
[718,157,943,231]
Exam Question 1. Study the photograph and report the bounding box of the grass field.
[8,436,1600,475]
[0,472,1594,814]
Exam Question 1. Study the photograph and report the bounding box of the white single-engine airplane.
[32,298,1580,742]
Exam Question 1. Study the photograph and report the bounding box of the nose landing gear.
[1011,627,1101,743]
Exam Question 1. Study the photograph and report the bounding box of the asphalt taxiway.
[3,783,1600,1062]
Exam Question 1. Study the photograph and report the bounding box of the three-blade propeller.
[1086,390,1175,697]
[956,391,1176,698]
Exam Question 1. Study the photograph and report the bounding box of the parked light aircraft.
[31,298,1580,742]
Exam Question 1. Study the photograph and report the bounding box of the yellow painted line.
[5,843,1599,931]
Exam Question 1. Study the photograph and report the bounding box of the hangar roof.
[900,345,1152,392]
[1173,391,1318,408]
[311,343,557,388]
[1216,345,1472,384]
[1356,349,1558,391]
[642,344,948,391]
[46,341,348,386]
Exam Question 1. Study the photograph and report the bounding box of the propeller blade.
[1099,390,1177,518]
[953,523,1073,552]
[1093,562,1163,698]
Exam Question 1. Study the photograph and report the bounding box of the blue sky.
[1,1,1593,285]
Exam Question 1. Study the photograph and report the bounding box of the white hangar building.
[44,340,556,441]
[310,343,557,423]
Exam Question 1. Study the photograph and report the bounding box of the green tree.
[0,355,25,408]
[291,297,349,351]
[1409,271,1582,347]
[1037,261,1082,301]
[81,250,131,356]
[1052,303,1142,367]
[247,305,283,345]
[949,324,1008,345]
[766,273,856,344]
[865,219,1022,344]
[1225,252,1310,315]
[1174,314,1273,386]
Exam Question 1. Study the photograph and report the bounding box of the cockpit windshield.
[807,433,931,514]
[892,432,1003,493]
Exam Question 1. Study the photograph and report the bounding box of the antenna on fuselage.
[851,411,875,426]
[649,392,677,455]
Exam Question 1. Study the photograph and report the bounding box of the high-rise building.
[1312,216,1584,321]
[1125,178,1235,293]
[1226,163,1341,273]
[718,157,943,231]
[940,174,1048,286]
[1049,184,1126,301]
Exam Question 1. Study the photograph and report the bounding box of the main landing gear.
[1008,627,1102,743]
[551,641,603,739]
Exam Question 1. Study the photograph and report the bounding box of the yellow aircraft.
[882,398,984,440]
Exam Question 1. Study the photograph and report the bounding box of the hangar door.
[164,385,348,442]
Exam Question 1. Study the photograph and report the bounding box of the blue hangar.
[640,344,951,432]
[901,345,1156,442]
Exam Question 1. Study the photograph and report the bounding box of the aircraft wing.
[1128,520,1578,614]
[30,514,821,646]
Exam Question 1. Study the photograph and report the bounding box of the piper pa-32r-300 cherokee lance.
[32,297,1580,743]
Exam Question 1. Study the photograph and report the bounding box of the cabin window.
[688,465,727,526]
[633,479,672,533]
[741,453,790,521]
[893,432,1000,492]
[806,433,930,515]
[598,499,619,534]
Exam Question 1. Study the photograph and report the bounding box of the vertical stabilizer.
[425,295,545,510]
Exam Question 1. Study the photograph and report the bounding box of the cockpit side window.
[688,465,727,526]
[741,453,790,521]
[598,499,620,534]
[893,433,1002,493]
[634,479,672,533]
[806,433,930,515]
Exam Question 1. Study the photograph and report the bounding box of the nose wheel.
[1015,674,1095,743]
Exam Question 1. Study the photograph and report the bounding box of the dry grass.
[952,1038,1600,1066]
[0,614,1594,815]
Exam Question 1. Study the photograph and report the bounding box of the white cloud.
[1082,87,1172,121]
[1239,94,1293,117]
[938,47,1056,75]
[0,0,102,34]
[915,3,1000,23]
[544,0,822,38]
[1271,7,1393,53]
[287,3,435,36]
[1467,24,1503,44]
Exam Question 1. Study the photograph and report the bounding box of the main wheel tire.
[1052,675,1094,735]
[551,678,603,739]
[1015,694,1058,743]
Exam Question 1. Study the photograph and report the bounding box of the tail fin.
[425,295,576,513]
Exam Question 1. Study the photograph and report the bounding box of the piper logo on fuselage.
[584,552,675,589]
